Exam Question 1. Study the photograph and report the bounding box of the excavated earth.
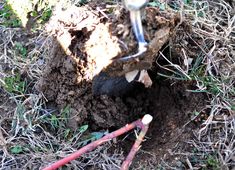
[37,2,206,166]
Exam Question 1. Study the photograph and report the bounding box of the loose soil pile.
[37,2,206,166]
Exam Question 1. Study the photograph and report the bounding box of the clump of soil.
[37,2,206,165]
[37,3,181,126]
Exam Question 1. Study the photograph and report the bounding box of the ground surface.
[36,2,207,168]
[0,0,234,169]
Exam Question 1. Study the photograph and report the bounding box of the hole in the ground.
[38,4,208,166]
[113,77,206,164]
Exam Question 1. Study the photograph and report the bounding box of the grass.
[0,2,21,27]
[3,73,26,94]
[0,1,124,168]
[154,0,235,169]
[14,42,27,59]
[0,0,234,169]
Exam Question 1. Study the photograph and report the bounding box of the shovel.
[119,0,149,61]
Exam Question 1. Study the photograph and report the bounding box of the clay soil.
[37,2,207,167]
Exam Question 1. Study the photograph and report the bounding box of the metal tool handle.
[124,0,148,10]
[130,10,147,50]
[118,0,148,61]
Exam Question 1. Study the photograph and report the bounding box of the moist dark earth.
[36,2,207,167]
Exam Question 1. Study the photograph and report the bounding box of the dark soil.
[127,81,205,167]
[0,89,15,116]
[37,2,207,167]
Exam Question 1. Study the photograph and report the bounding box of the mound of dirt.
[35,3,208,166]
[37,3,183,126]
[36,3,207,164]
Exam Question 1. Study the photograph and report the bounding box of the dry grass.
[0,1,124,169]
[0,0,234,169]
[0,22,123,170]
[155,0,235,169]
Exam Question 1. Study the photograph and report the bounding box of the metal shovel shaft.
[130,10,147,46]
[119,0,148,61]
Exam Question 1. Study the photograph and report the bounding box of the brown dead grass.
[0,0,234,169]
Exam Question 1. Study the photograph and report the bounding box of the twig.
[42,114,153,170]
[121,114,152,170]
[186,157,193,170]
